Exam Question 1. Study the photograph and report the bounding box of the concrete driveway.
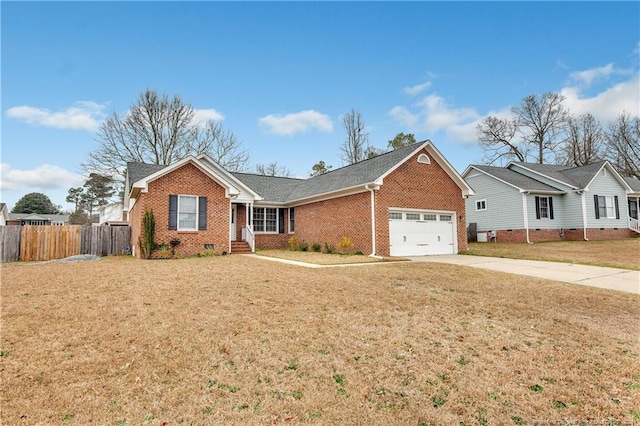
[408,255,640,295]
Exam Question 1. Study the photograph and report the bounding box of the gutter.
[578,190,589,241]
[521,192,532,244]
[365,184,383,259]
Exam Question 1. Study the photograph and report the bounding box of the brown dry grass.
[1,255,639,425]
[466,238,640,270]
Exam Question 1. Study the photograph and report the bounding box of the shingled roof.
[126,142,446,203]
[625,176,640,193]
[470,165,564,193]
[511,161,608,189]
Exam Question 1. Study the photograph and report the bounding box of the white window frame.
[538,196,549,219]
[288,207,295,234]
[178,195,198,231]
[253,207,278,234]
[598,195,616,219]
[475,200,487,211]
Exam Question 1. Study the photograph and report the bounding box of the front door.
[230,205,237,241]
[630,200,638,219]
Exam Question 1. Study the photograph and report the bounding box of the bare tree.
[188,120,250,172]
[84,89,249,178]
[255,162,293,177]
[340,109,370,165]
[513,92,569,164]
[476,116,524,164]
[562,113,605,166]
[606,112,640,178]
[477,92,569,165]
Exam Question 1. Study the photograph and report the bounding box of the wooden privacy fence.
[0,225,131,262]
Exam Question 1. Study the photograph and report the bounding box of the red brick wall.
[488,227,634,243]
[287,148,467,256]
[375,149,468,255]
[293,192,372,253]
[130,163,230,258]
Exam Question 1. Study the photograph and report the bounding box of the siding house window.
[476,200,487,211]
[535,196,554,220]
[594,195,619,219]
[253,207,278,233]
[169,195,207,231]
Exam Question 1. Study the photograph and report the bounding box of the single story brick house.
[463,160,640,243]
[124,141,474,258]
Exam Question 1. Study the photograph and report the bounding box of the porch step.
[230,241,252,254]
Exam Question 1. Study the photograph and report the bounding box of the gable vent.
[417,153,430,164]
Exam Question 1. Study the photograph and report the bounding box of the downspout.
[580,191,589,241]
[522,192,531,244]
[365,184,383,259]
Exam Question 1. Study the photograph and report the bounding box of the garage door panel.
[389,211,455,256]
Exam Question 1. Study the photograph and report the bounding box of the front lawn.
[254,249,402,265]
[1,256,638,424]
[465,238,640,270]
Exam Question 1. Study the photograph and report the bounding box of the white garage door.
[389,211,456,256]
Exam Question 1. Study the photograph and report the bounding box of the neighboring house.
[625,176,640,232]
[0,203,9,226]
[125,141,474,258]
[98,202,126,225]
[463,161,639,243]
[7,213,69,226]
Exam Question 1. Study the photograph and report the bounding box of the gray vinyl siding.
[558,192,585,228]
[465,173,524,231]
[586,171,629,228]
[526,194,563,229]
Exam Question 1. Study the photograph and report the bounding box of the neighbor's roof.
[624,176,640,193]
[510,161,609,189]
[8,213,69,221]
[469,165,565,193]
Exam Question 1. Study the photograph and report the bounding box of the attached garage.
[389,210,456,256]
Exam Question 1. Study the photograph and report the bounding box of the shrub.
[298,242,309,252]
[339,236,353,253]
[287,236,298,250]
[311,242,322,252]
[138,209,156,259]
[323,242,336,254]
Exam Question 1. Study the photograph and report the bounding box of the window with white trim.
[424,214,437,221]
[417,153,430,164]
[178,195,197,231]
[253,207,278,233]
[476,200,486,211]
[289,207,295,233]
[440,214,452,221]
[598,195,615,219]
[406,213,421,221]
[389,212,403,220]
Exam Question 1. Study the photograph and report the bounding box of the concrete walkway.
[408,255,640,295]
[245,253,639,295]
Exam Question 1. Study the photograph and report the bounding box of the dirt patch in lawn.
[1,256,639,425]
[466,238,640,270]
[255,249,403,265]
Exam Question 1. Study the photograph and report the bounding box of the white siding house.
[463,161,638,243]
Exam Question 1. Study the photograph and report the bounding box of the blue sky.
[2,1,639,212]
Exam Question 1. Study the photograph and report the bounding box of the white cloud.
[6,101,107,131]
[191,108,225,125]
[389,106,419,127]
[569,63,616,86]
[259,110,333,136]
[0,163,84,192]
[402,80,432,97]
[561,73,639,121]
